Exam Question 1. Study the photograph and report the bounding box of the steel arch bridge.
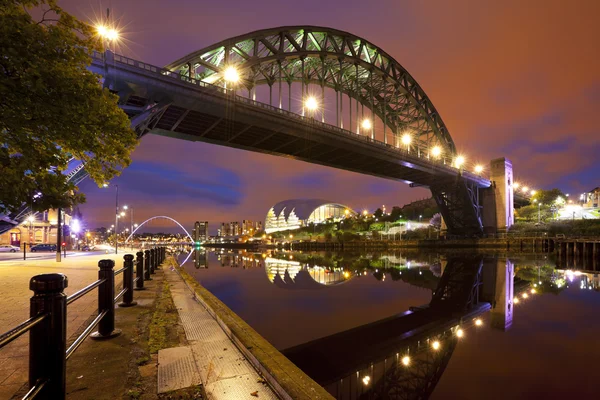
[124,215,194,243]
[166,26,456,154]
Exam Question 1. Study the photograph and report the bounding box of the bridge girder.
[166,26,456,155]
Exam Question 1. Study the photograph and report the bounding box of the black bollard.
[119,254,137,307]
[29,273,68,400]
[144,250,152,280]
[135,251,145,290]
[91,260,121,339]
[150,248,155,274]
[154,247,161,270]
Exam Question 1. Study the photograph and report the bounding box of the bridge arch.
[166,26,456,154]
[124,215,194,243]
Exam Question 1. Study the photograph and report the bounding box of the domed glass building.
[264,199,356,234]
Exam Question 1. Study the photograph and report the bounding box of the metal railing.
[0,246,167,400]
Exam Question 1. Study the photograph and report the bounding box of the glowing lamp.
[304,96,318,111]
[401,356,410,366]
[401,133,412,145]
[454,155,465,168]
[223,66,240,83]
[474,165,484,174]
[431,146,442,157]
[432,341,441,350]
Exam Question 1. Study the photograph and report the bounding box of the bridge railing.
[92,51,494,183]
[0,247,166,399]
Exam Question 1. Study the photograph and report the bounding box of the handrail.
[21,379,48,400]
[66,279,106,305]
[113,288,127,304]
[114,267,126,276]
[65,310,107,360]
[0,313,47,349]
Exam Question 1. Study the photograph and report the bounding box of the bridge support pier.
[481,157,514,234]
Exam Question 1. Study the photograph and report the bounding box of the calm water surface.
[179,249,599,399]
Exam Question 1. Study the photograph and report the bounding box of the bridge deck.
[91,52,490,189]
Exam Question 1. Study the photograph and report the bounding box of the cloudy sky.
[66,0,600,233]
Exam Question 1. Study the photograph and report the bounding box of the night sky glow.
[68,0,600,233]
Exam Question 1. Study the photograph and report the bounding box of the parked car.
[0,245,20,253]
[81,245,95,251]
[30,244,57,252]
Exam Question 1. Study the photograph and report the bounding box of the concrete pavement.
[0,251,139,399]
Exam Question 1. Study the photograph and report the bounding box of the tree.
[0,0,137,214]
[373,208,383,219]
[531,189,566,206]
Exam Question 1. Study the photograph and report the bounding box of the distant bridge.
[124,215,194,243]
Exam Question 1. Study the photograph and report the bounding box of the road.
[556,207,599,220]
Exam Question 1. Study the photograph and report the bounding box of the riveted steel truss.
[431,176,484,236]
[166,26,456,154]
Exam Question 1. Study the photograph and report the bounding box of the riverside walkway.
[161,266,279,398]
[0,252,138,398]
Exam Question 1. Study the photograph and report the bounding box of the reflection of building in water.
[558,269,600,291]
[192,248,208,269]
[265,199,356,233]
[265,257,352,288]
[217,253,262,269]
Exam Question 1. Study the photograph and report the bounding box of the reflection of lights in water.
[362,375,370,385]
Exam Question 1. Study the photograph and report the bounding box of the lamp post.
[538,202,542,224]
[114,185,119,254]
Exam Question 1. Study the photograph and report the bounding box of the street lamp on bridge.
[304,96,319,118]
[401,133,411,151]
[454,155,465,169]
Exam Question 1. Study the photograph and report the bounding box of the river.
[178,248,599,399]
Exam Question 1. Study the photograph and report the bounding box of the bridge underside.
[124,95,487,236]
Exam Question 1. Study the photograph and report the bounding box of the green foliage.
[0,0,137,214]
[510,219,600,237]
[530,188,566,206]
[515,204,553,222]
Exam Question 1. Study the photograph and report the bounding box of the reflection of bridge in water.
[185,250,545,398]
[282,256,518,399]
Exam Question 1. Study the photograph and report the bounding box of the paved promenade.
[160,267,278,399]
[0,251,138,399]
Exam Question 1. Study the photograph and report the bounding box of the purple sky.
[65,0,600,233]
